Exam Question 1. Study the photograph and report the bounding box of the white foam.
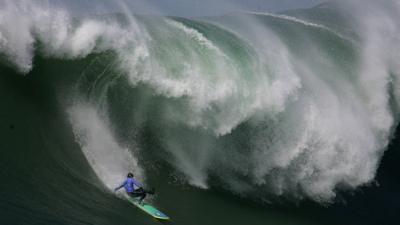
[0,0,149,73]
[153,4,400,201]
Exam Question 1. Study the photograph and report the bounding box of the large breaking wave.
[2,0,400,203]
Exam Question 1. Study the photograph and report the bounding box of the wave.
[1,0,400,203]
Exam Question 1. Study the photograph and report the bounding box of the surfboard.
[127,197,170,220]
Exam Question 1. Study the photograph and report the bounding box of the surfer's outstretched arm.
[114,180,126,192]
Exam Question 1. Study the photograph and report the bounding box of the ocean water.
[1,1,399,224]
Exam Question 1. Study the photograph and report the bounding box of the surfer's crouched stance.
[114,173,155,204]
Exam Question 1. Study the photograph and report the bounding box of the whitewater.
[1,0,400,208]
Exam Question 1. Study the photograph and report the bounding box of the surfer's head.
[127,172,134,178]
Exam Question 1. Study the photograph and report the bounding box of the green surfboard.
[127,197,170,220]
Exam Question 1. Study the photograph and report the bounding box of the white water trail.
[67,103,144,191]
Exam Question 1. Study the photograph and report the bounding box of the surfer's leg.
[138,190,147,204]
[139,194,146,202]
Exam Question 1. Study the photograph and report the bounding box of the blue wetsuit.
[115,177,154,203]
[114,177,143,193]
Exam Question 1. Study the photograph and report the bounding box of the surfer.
[114,172,154,204]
